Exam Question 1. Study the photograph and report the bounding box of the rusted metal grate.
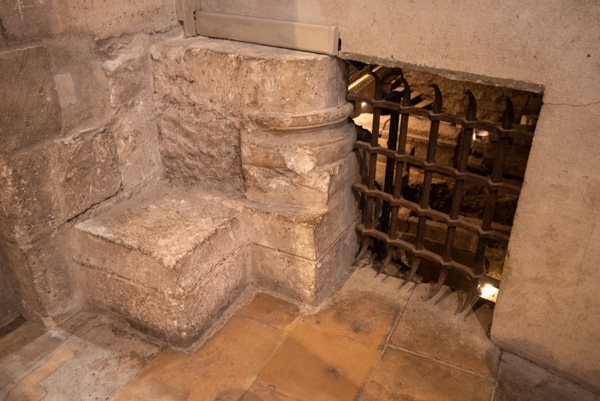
[349,76,534,311]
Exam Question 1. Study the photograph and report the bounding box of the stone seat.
[73,184,248,346]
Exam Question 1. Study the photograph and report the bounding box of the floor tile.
[390,284,500,377]
[241,383,301,401]
[255,292,397,401]
[113,316,288,401]
[235,292,300,331]
[0,322,64,390]
[359,347,495,401]
[1,315,160,401]
[494,352,600,401]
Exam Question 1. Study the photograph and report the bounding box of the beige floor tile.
[242,383,302,401]
[235,292,300,331]
[390,284,500,377]
[1,315,160,401]
[113,316,288,401]
[494,352,600,401]
[0,322,64,390]
[255,292,397,401]
[359,347,495,401]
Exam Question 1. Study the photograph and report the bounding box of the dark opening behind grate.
[348,65,542,310]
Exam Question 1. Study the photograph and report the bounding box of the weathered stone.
[242,189,357,261]
[241,122,356,174]
[74,185,249,345]
[95,33,163,190]
[0,227,78,325]
[494,352,600,401]
[45,37,111,135]
[244,151,357,208]
[0,129,121,243]
[0,46,61,155]
[0,262,19,328]
[55,0,178,38]
[157,107,245,194]
[251,224,358,305]
[391,284,501,378]
[0,0,60,45]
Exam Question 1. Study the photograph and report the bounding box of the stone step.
[73,184,249,346]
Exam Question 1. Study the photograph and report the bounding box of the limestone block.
[55,0,178,38]
[251,224,358,305]
[243,189,358,261]
[0,227,78,326]
[157,107,245,194]
[0,46,61,155]
[0,0,60,45]
[95,33,163,190]
[74,185,250,345]
[244,151,358,209]
[0,129,121,243]
[54,130,122,219]
[45,37,111,135]
[241,122,356,174]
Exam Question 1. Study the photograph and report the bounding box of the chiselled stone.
[244,151,358,209]
[95,33,163,190]
[0,227,78,325]
[251,225,357,305]
[0,46,62,155]
[74,185,249,345]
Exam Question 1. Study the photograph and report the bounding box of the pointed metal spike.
[355,239,371,263]
[403,257,420,286]
[428,84,443,114]
[429,269,449,299]
[463,90,477,121]
[502,97,515,129]
[460,280,479,313]
[399,77,412,106]
[377,253,393,275]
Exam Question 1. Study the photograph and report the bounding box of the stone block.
[55,0,178,38]
[0,227,78,325]
[0,46,62,155]
[243,190,358,261]
[241,122,356,174]
[0,0,60,45]
[74,185,250,345]
[244,151,358,209]
[95,33,163,190]
[251,223,358,305]
[45,37,111,135]
[157,107,245,194]
[0,129,121,243]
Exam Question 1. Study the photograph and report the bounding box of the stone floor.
[1,267,599,401]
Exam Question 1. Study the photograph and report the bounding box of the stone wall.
[0,0,180,325]
[152,38,358,305]
[196,0,600,393]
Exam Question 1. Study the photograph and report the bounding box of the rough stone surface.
[0,46,62,155]
[0,314,161,401]
[74,185,249,345]
[0,227,78,325]
[391,284,501,378]
[494,353,600,401]
[251,223,358,305]
[45,37,112,135]
[244,151,357,208]
[95,33,163,190]
[0,263,19,328]
[0,129,121,244]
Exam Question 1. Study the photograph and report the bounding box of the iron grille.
[349,78,534,311]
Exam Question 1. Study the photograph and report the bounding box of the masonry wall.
[197,0,600,393]
[0,0,180,325]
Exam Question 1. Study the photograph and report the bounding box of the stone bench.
[74,185,248,346]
